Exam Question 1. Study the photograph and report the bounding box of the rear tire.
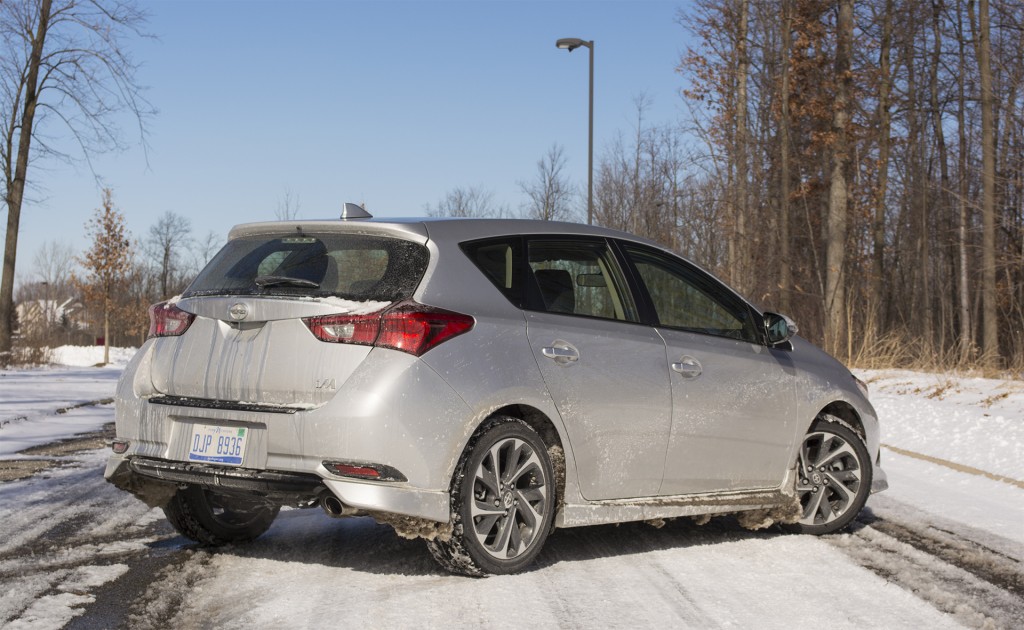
[163,486,279,545]
[427,417,555,576]
[785,417,872,535]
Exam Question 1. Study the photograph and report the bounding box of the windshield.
[183,233,428,301]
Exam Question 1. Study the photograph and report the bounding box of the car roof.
[228,216,663,249]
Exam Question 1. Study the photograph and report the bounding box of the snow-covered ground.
[0,352,1021,629]
[0,346,132,457]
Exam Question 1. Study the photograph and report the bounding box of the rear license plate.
[188,424,247,466]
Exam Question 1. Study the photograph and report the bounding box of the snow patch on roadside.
[862,369,1024,480]
[49,345,137,368]
[0,403,113,458]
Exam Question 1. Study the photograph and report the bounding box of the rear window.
[182,233,428,301]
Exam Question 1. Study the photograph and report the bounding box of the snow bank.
[49,345,138,368]
[861,369,1024,480]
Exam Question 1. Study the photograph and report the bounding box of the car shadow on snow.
[177,508,781,577]
[535,516,778,571]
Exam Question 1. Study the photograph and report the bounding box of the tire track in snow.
[862,514,1023,598]
[0,444,184,629]
[828,508,1024,629]
[116,550,216,630]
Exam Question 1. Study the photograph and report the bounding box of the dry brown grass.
[847,323,1023,382]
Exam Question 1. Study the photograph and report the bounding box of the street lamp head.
[556,37,591,52]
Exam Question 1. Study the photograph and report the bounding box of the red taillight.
[378,305,475,355]
[303,302,474,356]
[148,301,195,338]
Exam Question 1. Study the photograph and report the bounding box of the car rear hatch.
[148,229,430,407]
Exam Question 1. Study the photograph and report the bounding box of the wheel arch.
[489,404,564,449]
[817,400,865,440]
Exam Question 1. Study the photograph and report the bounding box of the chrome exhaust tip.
[320,494,351,518]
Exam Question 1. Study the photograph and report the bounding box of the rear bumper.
[108,455,325,500]
[109,342,469,523]
[105,454,452,522]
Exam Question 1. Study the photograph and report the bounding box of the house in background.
[15,297,89,345]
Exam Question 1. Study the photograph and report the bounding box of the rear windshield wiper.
[254,275,320,289]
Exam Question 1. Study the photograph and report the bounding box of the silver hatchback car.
[106,207,887,575]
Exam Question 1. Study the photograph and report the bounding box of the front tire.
[786,417,872,535]
[163,486,279,545]
[427,418,556,576]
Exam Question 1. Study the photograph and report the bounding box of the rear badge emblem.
[228,303,249,321]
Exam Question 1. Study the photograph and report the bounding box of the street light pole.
[556,37,595,225]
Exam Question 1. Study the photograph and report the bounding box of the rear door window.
[184,233,428,301]
[526,239,638,322]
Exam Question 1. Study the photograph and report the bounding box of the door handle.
[671,355,702,379]
[542,345,579,365]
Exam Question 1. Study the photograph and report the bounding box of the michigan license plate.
[188,424,247,466]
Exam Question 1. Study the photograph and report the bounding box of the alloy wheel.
[469,437,550,560]
[795,429,864,526]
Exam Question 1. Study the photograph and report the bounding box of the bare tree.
[275,187,301,220]
[146,211,192,299]
[519,144,575,222]
[0,0,152,360]
[673,0,1024,368]
[824,0,854,359]
[970,0,999,367]
[32,240,74,287]
[31,239,74,326]
[424,186,509,218]
[593,97,689,247]
[190,230,223,273]
[777,0,795,315]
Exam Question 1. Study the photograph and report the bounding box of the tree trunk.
[779,0,794,315]
[161,247,171,298]
[872,0,894,339]
[972,0,999,367]
[0,0,52,359]
[928,0,952,357]
[900,2,931,357]
[103,297,110,366]
[956,0,973,362]
[930,0,954,357]
[826,0,853,359]
[734,0,751,294]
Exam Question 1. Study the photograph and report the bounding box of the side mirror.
[764,312,798,347]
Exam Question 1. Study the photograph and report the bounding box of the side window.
[527,240,638,322]
[624,245,759,342]
[461,238,524,307]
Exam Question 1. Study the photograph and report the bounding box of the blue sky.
[18,0,694,279]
